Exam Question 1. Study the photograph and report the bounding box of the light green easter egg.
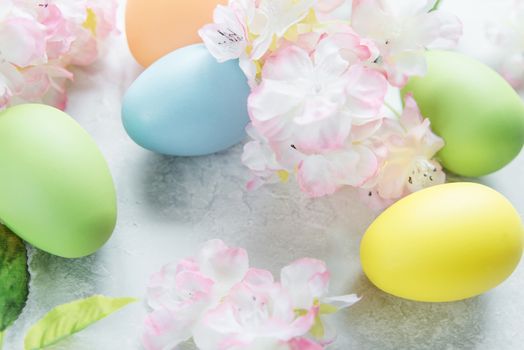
[402,50,524,177]
[0,104,117,258]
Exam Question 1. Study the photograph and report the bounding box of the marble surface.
[5,1,524,349]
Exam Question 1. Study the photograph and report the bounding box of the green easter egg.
[0,104,117,258]
[402,50,524,177]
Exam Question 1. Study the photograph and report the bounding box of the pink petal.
[262,45,314,81]
[292,109,352,152]
[280,258,330,309]
[297,155,341,198]
[198,5,247,62]
[0,18,46,67]
[351,119,383,141]
[399,93,424,130]
[242,268,275,288]
[337,146,379,187]
[289,337,324,350]
[420,11,463,49]
[142,309,193,350]
[345,65,388,118]
[197,240,249,293]
[248,80,303,123]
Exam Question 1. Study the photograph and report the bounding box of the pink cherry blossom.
[143,240,358,349]
[193,268,317,350]
[143,240,249,350]
[363,94,446,202]
[297,145,378,197]
[248,33,386,151]
[486,0,524,89]
[200,0,459,205]
[199,3,248,63]
[351,0,462,86]
[0,0,117,110]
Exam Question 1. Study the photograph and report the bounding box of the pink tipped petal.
[198,5,247,62]
[289,337,324,350]
[341,145,379,187]
[398,93,424,130]
[423,11,463,49]
[0,18,46,67]
[262,45,314,81]
[243,268,275,288]
[298,156,341,198]
[351,119,383,141]
[293,110,352,152]
[248,80,304,122]
[142,309,193,350]
[345,65,388,119]
[197,240,249,293]
[281,258,330,309]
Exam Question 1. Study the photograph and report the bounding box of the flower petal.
[196,239,249,295]
[142,309,193,350]
[281,258,330,309]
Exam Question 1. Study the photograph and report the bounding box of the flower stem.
[384,101,402,119]
[0,330,4,349]
[431,0,442,11]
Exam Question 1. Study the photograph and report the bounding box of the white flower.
[199,3,248,63]
[486,0,524,89]
[351,0,462,86]
[365,94,446,201]
[247,0,317,59]
[143,240,249,350]
[193,268,318,350]
[248,33,386,151]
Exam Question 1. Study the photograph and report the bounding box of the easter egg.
[122,44,250,156]
[360,182,523,302]
[402,50,524,177]
[126,0,226,67]
[0,104,117,258]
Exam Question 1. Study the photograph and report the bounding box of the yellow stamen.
[83,8,97,36]
[277,170,290,183]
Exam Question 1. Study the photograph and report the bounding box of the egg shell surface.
[122,44,250,156]
[402,50,524,177]
[0,104,117,258]
[125,0,226,67]
[360,182,523,302]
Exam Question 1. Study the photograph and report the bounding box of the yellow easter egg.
[360,183,523,302]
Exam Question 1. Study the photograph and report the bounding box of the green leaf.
[0,223,29,332]
[24,295,137,350]
[430,0,442,11]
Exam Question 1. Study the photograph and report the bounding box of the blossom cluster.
[143,239,359,350]
[486,0,524,90]
[199,0,462,208]
[0,0,117,110]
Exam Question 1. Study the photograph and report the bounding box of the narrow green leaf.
[430,0,442,11]
[0,223,29,332]
[0,330,4,350]
[24,295,137,350]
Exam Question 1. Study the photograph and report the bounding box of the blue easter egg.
[122,44,250,156]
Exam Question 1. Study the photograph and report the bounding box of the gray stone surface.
[5,1,524,349]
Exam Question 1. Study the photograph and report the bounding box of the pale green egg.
[0,104,117,258]
[403,50,524,177]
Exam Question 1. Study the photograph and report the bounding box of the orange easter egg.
[125,0,226,67]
